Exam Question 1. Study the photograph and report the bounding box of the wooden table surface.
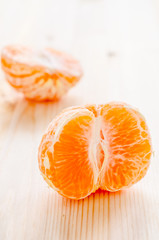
[0,0,159,239]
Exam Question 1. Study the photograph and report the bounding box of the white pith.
[89,116,101,183]
[88,115,108,186]
[99,135,109,175]
[43,156,50,169]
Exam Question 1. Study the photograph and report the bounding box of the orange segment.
[38,103,152,199]
[100,103,152,191]
[39,109,97,199]
[53,115,95,199]
[1,45,83,101]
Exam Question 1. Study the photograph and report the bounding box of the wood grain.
[0,0,159,239]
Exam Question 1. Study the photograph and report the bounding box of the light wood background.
[0,0,159,239]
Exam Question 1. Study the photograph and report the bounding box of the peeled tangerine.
[38,102,152,200]
[1,45,82,101]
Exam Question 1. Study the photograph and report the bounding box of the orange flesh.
[100,104,151,191]
[38,103,152,199]
[52,115,95,199]
[39,114,95,199]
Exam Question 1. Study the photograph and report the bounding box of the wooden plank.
[0,0,159,239]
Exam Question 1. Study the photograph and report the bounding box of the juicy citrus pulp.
[38,103,152,199]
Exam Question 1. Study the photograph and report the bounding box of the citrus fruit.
[1,45,82,101]
[38,102,152,199]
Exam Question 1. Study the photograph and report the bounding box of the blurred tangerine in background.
[1,45,83,101]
